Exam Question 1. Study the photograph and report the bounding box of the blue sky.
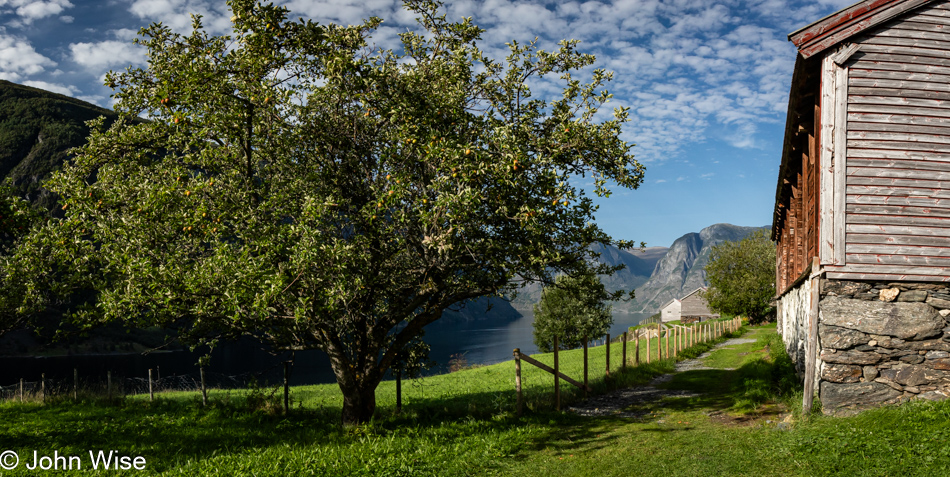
[0,0,856,247]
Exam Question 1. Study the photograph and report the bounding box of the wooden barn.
[679,287,718,324]
[774,0,950,415]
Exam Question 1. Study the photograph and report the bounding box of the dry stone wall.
[779,278,811,376]
[817,280,950,415]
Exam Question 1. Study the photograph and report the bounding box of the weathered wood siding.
[680,289,716,317]
[831,0,950,280]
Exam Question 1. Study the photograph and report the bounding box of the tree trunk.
[340,381,378,425]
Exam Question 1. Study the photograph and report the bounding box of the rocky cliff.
[630,223,769,314]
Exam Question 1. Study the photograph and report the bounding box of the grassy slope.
[2,323,949,476]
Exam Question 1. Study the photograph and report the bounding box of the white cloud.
[655,179,667,183]
[0,0,74,24]
[128,0,233,34]
[0,33,55,79]
[69,39,145,72]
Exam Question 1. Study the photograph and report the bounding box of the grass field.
[2,322,949,476]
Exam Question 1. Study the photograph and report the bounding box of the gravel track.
[568,337,757,418]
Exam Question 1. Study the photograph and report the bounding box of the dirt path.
[568,337,758,418]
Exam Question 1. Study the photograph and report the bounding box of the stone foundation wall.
[778,278,812,376]
[818,280,950,415]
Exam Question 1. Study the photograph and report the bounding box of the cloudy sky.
[0,0,857,247]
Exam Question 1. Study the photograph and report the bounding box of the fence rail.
[513,317,742,414]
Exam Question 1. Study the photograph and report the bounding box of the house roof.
[680,287,707,301]
[660,298,681,309]
[789,0,938,58]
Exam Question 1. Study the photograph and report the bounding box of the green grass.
[2,324,949,476]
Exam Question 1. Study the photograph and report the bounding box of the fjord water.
[0,311,653,388]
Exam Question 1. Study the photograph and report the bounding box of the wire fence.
[0,365,287,403]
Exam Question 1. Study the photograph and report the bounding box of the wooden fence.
[512,317,742,415]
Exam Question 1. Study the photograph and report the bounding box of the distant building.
[680,287,719,324]
[660,298,681,323]
[660,288,718,323]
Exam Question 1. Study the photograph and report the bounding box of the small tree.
[532,270,613,353]
[704,229,776,325]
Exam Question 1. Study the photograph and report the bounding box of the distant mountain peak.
[630,224,768,314]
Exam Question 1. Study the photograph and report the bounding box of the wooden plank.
[853,57,950,76]
[860,34,950,52]
[848,130,950,146]
[833,43,861,65]
[829,263,950,276]
[851,67,950,83]
[874,26,950,43]
[848,223,950,236]
[848,166,950,181]
[906,12,950,25]
[848,102,950,118]
[848,213,950,227]
[847,203,950,217]
[820,53,837,265]
[850,76,950,93]
[848,175,950,188]
[848,185,950,199]
[848,243,950,257]
[849,95,950,111]
[847,193,950,208]
[517,352,592,392]
[840,255,950,268]
[849,157,950,172]
[886,19,950,33]
[849,120,950,136]
[848,112,950,128]
[849,232,950,247]
[834,63,848,266]
[859,42,950,59]
[848,148,950,162]
[849,139,950,153]
[851,87,950,102]
[827,270,950,281]
[855,52,950,69]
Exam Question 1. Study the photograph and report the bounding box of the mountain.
[630,223,769,314]
[0,80,119,210]
[509,243,669,312]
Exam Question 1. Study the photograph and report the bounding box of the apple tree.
[7,0,644,424]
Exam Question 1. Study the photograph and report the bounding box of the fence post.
[74,368,78,400]
[656,323,662,360]
[605,333,610,377]
[200,367,208,406]
[283,361,291,415]
[665,329,670,358]
[513,348,523,417]
[646,330,651,364]
[622,331,627,369]
[583,336,588,398]
[635,330,640,366]
[107,371,112,400]
[148,369,154,401]
[553,336,560,412]
[396,368,402,415]
[19,378,23,403]
[41,373,45,403]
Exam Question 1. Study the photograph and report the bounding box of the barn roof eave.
[789,0,939,59]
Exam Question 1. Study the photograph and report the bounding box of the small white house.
[660,298,681,323]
